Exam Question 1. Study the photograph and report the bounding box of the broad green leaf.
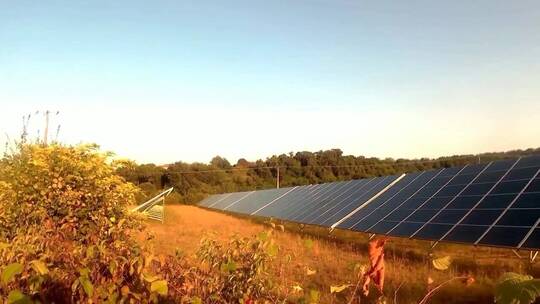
[79,268,90,277]
[30,260,49,275]
[151,280,168,296]
[191,296,202,304]
[304,239,314,250]
[330,284,353,293]
[7,290,32,304]
[86,246,95,258]
[267,243,278,257]
[79,276,94,297]
[258,231,269,241]
[109,260,117,275]
[220,261,237,273]
[2,263,23,284]
[0,242,9,251]
[309,289,320,303]
[432,256,451,271]
[495,272,540,304]
[142,272,159,282]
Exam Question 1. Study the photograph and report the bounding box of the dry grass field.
[144,205,537,303]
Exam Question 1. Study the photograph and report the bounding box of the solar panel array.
[198,155,540,250]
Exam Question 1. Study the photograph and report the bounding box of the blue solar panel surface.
[197,155,540,249]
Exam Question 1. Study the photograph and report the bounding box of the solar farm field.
[3,142,540,303]
[145,204,538,304]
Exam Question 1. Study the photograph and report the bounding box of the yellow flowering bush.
[0,143,170,302]
[0,143,281,303]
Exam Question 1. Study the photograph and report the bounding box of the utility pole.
[43,110,50,145]
[276,167,280,189]
[42,110,60,145]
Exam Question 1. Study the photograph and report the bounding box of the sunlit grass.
[144,205,536,303]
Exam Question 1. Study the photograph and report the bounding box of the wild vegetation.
[0,143,164,302]
[1,141,540,303]
[0,143,278,303]
[115,148,540,204]
[146,204,540,304]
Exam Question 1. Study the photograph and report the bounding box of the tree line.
[116,148,540,204]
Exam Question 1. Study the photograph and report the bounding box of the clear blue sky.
[1,0,539,164]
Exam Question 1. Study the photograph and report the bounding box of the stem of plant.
[347,272,363,304]
[418,276,469,304]
[393,281,404,304]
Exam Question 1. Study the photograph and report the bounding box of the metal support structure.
[327,227,334,237]
[530,251,538,263]
[510,250,538,263]
[131,187,174,223]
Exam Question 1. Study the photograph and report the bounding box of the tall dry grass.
[144,205,535,303]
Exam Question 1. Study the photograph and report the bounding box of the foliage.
[417,255,475,304]
[0,143,281,303]
[495,272,540,304]
[195,230,277,302]
[432,256,451,271]
[116,148,540,204]
[0,143,171,302]
[330,284,352,293]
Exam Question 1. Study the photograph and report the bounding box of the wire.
[162,154,514,175]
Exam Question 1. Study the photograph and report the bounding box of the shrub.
[0,143,280,303]
[195,231,278,302]
[0,143,170,302]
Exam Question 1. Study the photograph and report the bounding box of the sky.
[1,0,539,164]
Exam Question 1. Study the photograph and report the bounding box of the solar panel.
[210,191,252,209]
[288,180,360,222]
[312,176,399,226]
[335,171,429,231]
[198,155,540,250]
[263,183,337,220]
[198,193,226,207]
[226,187,295,215]
[254,185,313,217]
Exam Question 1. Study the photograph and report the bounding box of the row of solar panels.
[198,155,540,250]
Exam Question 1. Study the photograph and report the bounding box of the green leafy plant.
[330,284,353,294]
[417,255,474,304]
[0,143,172,302]
[495,272,540,304]
[432,256,451,271]
[195,230,276,302]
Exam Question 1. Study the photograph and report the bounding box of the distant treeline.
[116,148,540,204]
